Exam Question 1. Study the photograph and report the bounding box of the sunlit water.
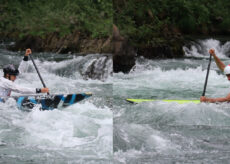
[114,39,230,163]
[0,49,113,164]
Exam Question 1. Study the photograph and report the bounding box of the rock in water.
[80,55,112,81]
[113,24,136,73]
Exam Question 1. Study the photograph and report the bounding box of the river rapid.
[0,48,113,164]
[2,39,230,164]
[114,39,230,163]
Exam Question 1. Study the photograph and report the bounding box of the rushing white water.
[0,50,112,163]
[114,39,230,163]
[183,38,230,58]
[2,38,230,163]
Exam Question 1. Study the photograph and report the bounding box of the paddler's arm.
[209,49,225,72]
[200,93,230,103]
[3,79,49,94]
[18,48,31,74]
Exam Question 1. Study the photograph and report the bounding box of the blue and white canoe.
[0,92,92,110]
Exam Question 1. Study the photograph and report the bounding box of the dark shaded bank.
[113,0,230,73]
[8,32,112,55]
[113,24,185,73]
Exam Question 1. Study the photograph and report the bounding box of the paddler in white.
[0,49,49,97]
[200,48,230,103]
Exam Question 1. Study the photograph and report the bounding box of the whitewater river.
[114,39,230,163]
[0,48,112,164]
[2,39,230,164]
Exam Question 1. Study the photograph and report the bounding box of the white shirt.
[0,59,36,97]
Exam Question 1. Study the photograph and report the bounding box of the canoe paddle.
[202,53,212,96]
[29,53,49,95]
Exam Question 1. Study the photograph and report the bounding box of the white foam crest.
[12,102,112,151]
[116,123,179,152]
[183,45,202,57]
[114,149,143,164]
[147,134,180,152]
[0,98,23,121]
[114,66,229,97]
[0,140,6,146]
[21,58,87,80]
[114,135,180,164]
[4,54,112,83]
[183,39,230,58]
[8,70,102,95]
[142,101,230,126]
[40,56,84,72]
[39,57,112,82]
[174,103,230,126]
[1,61,112,88]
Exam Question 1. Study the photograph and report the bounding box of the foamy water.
[114,39,230,164]
[0,50,112,164]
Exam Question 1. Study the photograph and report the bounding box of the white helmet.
[224,65,230,75]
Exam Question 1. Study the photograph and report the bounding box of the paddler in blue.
[0,49,49,98]
[200,48,230,103]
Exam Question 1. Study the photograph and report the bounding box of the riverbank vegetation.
[0,0,112,40]
[1,0,230,55]
[114,0,230,47]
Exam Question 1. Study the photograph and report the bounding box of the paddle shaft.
[202,54,212,96]
[29,54,49,95]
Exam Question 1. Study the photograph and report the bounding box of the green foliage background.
[0,0,112,39]
[1,0,230,44]
[114,0,230,46]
